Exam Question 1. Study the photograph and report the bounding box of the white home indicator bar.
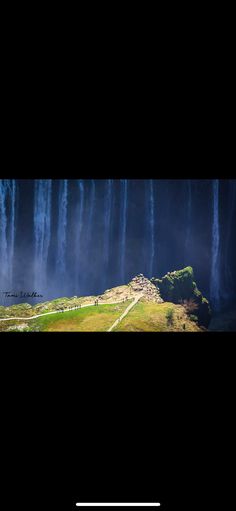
[76,505,161,507]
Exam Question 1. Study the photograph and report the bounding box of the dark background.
[4,330,234,511]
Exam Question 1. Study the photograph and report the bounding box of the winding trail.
[107,294,142,332]
[0,295,143,332]
[0,298,138,322]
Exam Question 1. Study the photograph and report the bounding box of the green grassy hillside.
[0,297,203,332]
[113,300,201,332]
[27,302,131,332]
[0,302,133,332]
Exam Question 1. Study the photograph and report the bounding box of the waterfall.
[34,180,52,292]
[8,180,16,285]
[0,180,16,291]
[87,179,96,251]
[103,180,113,288]
[57,180,68,276]
[82,180,96,293]
[2,178,236,311]
[0,181,8,287]
[149,179,155,278]
[184,180,192,263]
[120,179,128,283]
[224,179,236,296]
[75,179,85,293]
[210,179,220,310]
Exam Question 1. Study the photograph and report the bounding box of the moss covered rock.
[152,266,194,302]
[151,266,211,328]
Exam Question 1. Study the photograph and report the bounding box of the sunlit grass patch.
[114,301,202,332]
[25,301,132,332]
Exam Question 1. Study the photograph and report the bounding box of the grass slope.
[0,295,95,319]
[0,298,203,332]
[1,301,132,332]
[114,300,202,332]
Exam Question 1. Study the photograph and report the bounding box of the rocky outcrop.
[151,266,211,327]
[128,274,163,303]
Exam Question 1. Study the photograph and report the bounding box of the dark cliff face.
[0,179,235,311]
[152,267,211,328]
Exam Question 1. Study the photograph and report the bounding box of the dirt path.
[107,294,142,332]
[0,299,129,322]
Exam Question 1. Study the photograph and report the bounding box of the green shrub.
[166,308,174,325]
